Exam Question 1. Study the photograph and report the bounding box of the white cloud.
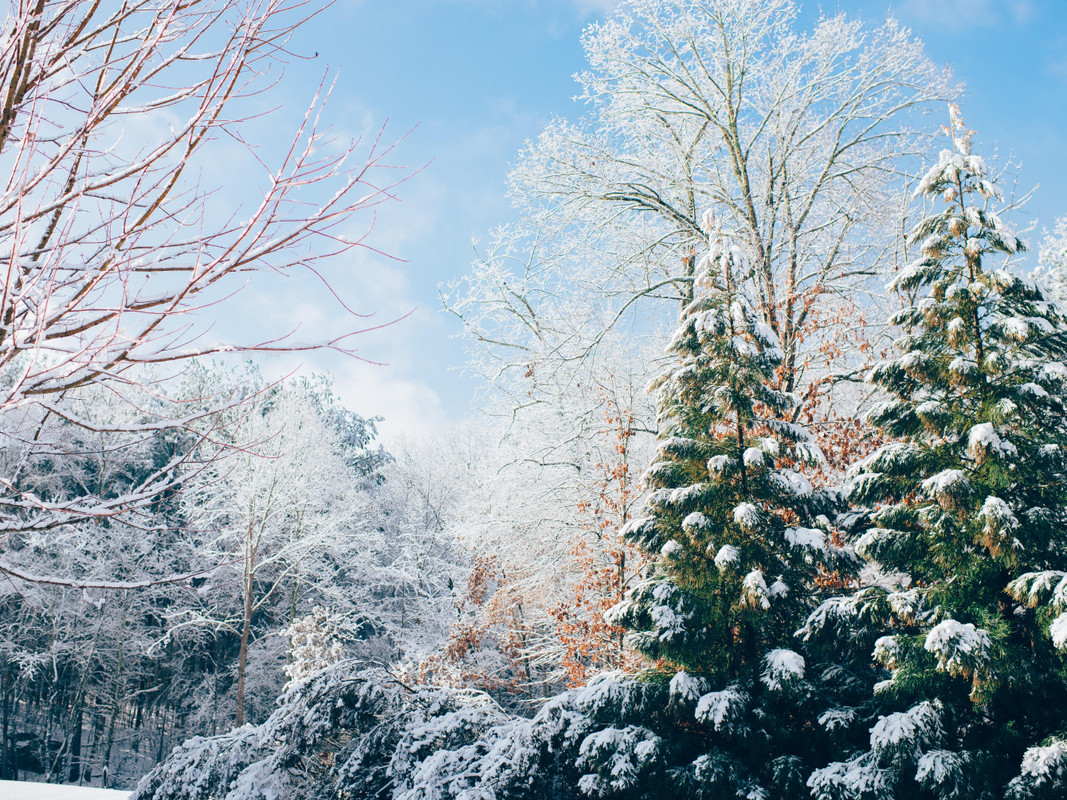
[895,0,1034,30]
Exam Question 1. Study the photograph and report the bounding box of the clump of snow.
[920,469,971,501]
[886,589,925,623]
[785,526,826,551]
[966,422,1017,462]
[916,750,969,790]
[771,469,813,497]
[1018,738,1067,780]
[733,502,759,529]
[743,447,764,467]
[1006,571,1067,609]
[694,686,747,731]
[873,636,900,669]
[740,569,771,611]
[576,725,662,796]
[977,496,1019,539]
[707,455,734,474]
[869,700,943,761]
[817,707,856,733]
[669,670,707,704]
[714,544,739,570]
[682,512,708,530]
[660,540,682,557]
[1051,613,1067,650]
[924,619,993,678]
[760,649,805,691]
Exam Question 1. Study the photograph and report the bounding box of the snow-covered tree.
[1036,216,1067,306]
[175,374,376,726]
[446,0,953,444]
[612,213,839,671]
[806,107,1067,800]
[0,0,404,584]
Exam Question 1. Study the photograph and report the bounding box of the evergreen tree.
[590,213,858,798]
[806,107,1067,800]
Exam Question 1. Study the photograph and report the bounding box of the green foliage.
[814,108,1067,798]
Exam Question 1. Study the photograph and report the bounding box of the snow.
[669,670,707,703]
[818,707,856,732]
[916,750,967,787]
[714,544,739,568]
[660,539,682,557]
[740,569,771,611]
[873,635,899,668]
[978,496,1019,538]
[707,454,733,474]
[966,422,1017,461]
[785,526,826,551]
[770,469,813,497]
[1019,739,1067,780]
[924,619,993,676]
[743,446,764,467]
[920,468,970,498]
[732,502,759,529]
[761,648,805,691]
[694,686,747,731]
[681,512,708,530]
[869,700,943,758]
[0,782,129,800]
[1051,613,1067,650]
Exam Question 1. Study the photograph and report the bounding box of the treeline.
[0,366,461,787]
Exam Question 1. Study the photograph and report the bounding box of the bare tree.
[0,0,406,554]
[446,0,955,418]
[175,375,369,727]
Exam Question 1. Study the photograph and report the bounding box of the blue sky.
[228,0,1067,441]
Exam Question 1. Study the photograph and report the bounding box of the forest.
[1,1,1066,799]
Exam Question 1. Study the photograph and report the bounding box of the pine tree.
[613,211,843,675]
[592,212,858,798]
[806,107,1067,800]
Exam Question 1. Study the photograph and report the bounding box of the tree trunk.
[67,700,83,783]
[235,571,254,727]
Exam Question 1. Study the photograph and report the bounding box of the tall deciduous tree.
[447,0,953,430]
[1037,215,1067,306]
[175,374,369,727]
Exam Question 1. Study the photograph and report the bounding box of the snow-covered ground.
[0,780,130,799]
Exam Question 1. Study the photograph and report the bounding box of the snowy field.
[0,780,130,799]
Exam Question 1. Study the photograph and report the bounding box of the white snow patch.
[714,544,739,569]
[771,469,813,497]
[669,670,707,703]
[0,782,129,800]
[694,686,747,730]
[1051,613,1067,650]
[1019,739,1067,780]
[660,540,682,557]
[924,619,993,676]
[921,469,970,498]
[785,526,827,551]
[761,648,805,691]
[733,502,759,529]
[967,423,1017,461]
[682,512,708,530]
[740,569,771,611]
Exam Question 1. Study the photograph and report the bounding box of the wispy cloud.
[895,0,1034,30]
